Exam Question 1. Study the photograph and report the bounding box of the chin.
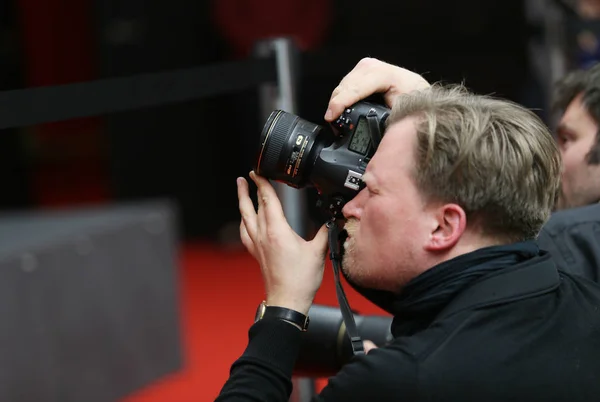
[342,255,389,290]
[341,254,364,285]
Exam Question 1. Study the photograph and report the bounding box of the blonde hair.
[387,84,561,242]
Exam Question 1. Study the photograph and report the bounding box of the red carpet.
[121,242,389,402]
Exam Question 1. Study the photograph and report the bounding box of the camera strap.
[326,220,365,356]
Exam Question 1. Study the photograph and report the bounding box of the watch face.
[254,301,267,322]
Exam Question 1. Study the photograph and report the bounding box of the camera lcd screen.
[348,117,371,155]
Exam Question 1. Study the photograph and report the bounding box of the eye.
[365,184,379,196]
[556,131,573,148]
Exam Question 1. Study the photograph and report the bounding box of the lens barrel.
[255,110,325,187]
[294,305,393,377]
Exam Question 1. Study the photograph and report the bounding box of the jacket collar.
[343,241,560,337]
[434,252,559,321]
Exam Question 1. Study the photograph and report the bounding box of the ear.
[424,203,467,252]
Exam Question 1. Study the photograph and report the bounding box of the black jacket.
[216,242,600,401]
[537,203,600,282]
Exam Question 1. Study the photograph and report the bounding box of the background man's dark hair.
[553,63,600,164]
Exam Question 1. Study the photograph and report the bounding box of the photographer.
[216,58,600,401]
[536,63,600,281]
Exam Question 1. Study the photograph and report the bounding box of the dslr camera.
[255,101,390,219]
[253,102,393,376]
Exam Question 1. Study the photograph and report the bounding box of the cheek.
[561,147,585,179]
[359,200,400,250]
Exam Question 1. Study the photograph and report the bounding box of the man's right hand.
[324,57,430,122]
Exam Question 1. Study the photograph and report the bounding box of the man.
[536,63,600,280]
[552,63,600,210]
[216,58,600,401]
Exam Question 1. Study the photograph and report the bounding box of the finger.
[325,58,430,121]
[363,340,378,354]
[329,57,381,102]
[325,58,390,121]
[250,174,268,236]
[237,177,258,242]
[239,220,257,258]
[330,74,391,115]
[311,223,330,255]
[249,171,287,225]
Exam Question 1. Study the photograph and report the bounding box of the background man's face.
[556,94,600,209]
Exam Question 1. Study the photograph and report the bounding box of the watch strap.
[261,305,310,331]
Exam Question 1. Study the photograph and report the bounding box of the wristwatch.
[254,301,310,331]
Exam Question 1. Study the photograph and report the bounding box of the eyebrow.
[556,123,577,137]
[558,117,582,131]
[361,172,378,189]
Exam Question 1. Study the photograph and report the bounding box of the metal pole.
[253,37,316,402]
[253,37,309,239]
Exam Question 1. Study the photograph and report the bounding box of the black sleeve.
[215,318,302,402]
[216,321,419,402]
[312,343,419,401]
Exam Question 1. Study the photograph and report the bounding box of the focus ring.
[260,112,298,176]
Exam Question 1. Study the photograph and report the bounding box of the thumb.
[311,223,330,254]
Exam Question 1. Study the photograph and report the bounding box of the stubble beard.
[342,219,366,286]
[341,219,413,292]
[341,236,356,281]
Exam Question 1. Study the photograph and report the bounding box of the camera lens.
[255,110,328,188]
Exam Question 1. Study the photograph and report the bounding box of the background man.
[537,63,600,280]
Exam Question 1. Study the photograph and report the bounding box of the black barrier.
[0,45,418,131]
[0,57,277,130]
[0,44,487,131]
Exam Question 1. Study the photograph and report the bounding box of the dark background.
[0,0,589,243]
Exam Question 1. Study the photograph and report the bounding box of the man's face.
[341,117,432,292]
[556,94,600,209]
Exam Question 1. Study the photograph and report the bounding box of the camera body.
[256,101,390,219]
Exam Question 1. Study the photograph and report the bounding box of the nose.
[342,190,365,219]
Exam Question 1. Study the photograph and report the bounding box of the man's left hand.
[237,171,329,315]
